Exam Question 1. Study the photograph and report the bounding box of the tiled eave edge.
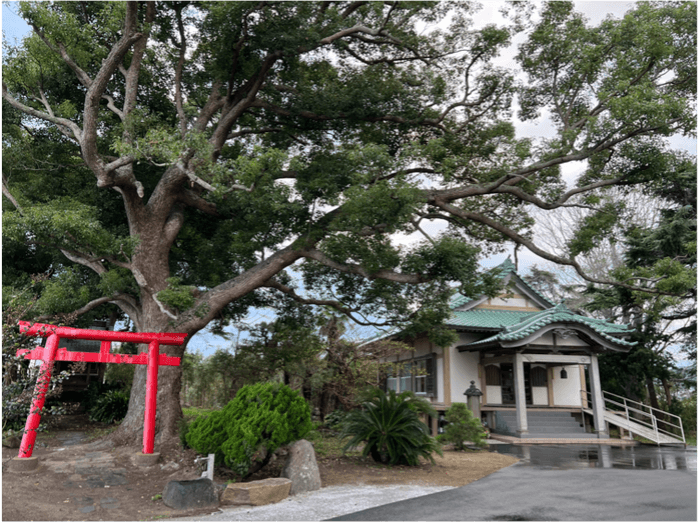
[460,322,635,353]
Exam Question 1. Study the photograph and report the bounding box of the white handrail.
[603,390,683,427]
[581,389,685,444]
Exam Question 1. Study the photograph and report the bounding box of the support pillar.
[18,332,60,458]
[588,354,609,438]
[513,353,528,435]
[142,340,160,454]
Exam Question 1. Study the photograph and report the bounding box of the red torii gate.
[15,321,187,459]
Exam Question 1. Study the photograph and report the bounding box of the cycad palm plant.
[340,389,442,466]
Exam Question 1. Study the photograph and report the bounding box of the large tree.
[585,162,696,407]
[3,1,695,444]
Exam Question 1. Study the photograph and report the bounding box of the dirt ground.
[2,417,518,522]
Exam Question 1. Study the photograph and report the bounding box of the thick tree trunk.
[110,241,190,446]
[111,339,187,447]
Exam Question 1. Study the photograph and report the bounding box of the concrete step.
[497,417,582,426]
[528,427,586,434]
[494,411,586,435]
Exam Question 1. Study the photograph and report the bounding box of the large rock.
[2,434,21,448]
[281,439,321,495]
[162,478,219,510]
[221,478,292,506]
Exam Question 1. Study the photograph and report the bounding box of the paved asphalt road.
[330,464,698,521]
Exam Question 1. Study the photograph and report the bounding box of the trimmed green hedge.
[185,382,312,478]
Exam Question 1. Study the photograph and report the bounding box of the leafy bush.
[2,285,79,434]
[103,363,135,393]
[437,403,487,450]
[340,389,442,466]
[83,381,125,412]
[178,418,191,449]
[88,390,129,423]
[185,382,312,478]
[323,409,348,430]
[355,387,438,418]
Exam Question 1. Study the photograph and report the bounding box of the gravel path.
[174,484,453,521]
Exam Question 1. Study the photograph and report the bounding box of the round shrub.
[185,382,312,478]
[437,402,487,450]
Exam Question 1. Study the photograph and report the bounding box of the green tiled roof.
[448,309,534,330]
[364,258,635,350]
[464,303,635,347]
[448,257,553,310]
[449,292,472,309]
[496,257,517,279]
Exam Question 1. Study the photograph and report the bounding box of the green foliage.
[585,160,696,407]
[305,424,359,459]
[340,389,442,466]
[355,387,438,418]
[2,278,78,434]
[83,381,126,411]
[103,363,135,393]
[437,403,487,451]
[182,406,218,420]
[659,392,696,439]
[567,202,624,257]
[2,1,696,438]
[185,382,312,478]
[323,409,348,430]
[88,390,129,423]
[156,277,197,313]
[178,418,192,450]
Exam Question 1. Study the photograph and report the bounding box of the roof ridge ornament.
[554,328,577,339]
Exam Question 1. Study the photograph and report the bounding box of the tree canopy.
[3,1,696,442]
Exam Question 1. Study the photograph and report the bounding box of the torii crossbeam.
[15,321,186,458]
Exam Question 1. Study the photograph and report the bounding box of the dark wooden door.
[500,363,532,405]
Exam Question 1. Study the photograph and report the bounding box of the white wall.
[551,365,582,406]
[488,296,529,308]
[449,337,480,404]
[486,385,502,405]
[532,386,549,405]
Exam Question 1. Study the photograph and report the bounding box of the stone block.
[162,478,219,510]
[281,439,321,495]
[221,478,292,506]
[9,456,39,472]
[134,451,160,466]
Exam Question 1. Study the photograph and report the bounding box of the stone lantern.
[464,380,483,420]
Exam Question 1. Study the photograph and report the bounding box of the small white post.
[198,453,215,480]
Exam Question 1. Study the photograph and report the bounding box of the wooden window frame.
[385,354,437,397]
[485,364,501,386]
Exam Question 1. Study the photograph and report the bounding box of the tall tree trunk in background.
[646,377,660,411]
[661,377,673,408]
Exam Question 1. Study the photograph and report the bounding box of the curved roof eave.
[462,322,635,353]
